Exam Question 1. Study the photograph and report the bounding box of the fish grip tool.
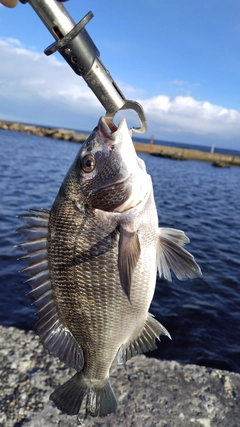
[19,0,147,134]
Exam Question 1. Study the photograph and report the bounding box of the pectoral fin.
[118,226,141,301]
[157,227,202,281]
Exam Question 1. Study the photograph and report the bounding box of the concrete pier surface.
[1,120,239,166]
[1,325,240,427]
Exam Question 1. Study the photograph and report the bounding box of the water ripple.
[0,130,239,372]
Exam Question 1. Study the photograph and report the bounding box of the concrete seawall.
[134,142,240,166]
[1,120,239,166]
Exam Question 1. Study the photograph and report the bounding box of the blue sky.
[0,0,240,149]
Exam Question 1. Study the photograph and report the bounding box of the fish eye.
[81,155,96,173]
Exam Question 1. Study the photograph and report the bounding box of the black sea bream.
[19,117,201,417]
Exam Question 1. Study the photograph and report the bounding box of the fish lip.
[98,117,126,141]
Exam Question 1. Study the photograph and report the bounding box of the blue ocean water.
[0,129,240,373]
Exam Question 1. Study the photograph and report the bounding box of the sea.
[0,128,240,373]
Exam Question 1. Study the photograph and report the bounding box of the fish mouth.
[97,117,128,150]
[96,117,134,191]
[98,117,146,173]
[96,116,148,213]
[98,117,118,139]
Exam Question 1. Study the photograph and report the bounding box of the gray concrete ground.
[0,325,239,427]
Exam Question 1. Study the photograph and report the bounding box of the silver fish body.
[19,117,201,417]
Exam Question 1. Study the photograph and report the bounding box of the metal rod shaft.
[27,0,126,112]
[20,0,147,133]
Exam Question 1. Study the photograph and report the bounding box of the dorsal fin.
[118,226,141,302]
[18,209,84,371]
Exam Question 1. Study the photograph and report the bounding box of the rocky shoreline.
[0,325,239,427]
[0,120,88,143]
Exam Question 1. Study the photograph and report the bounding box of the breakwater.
[0,120,87,143]
[134,142,240,166]
[1,120,240,166]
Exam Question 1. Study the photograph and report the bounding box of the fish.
[18,117,202,418]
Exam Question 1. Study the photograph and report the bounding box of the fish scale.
[50,205,138,377]
[19,117,201,418]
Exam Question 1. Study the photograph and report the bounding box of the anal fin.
[117,313,171,364]
[18,209,84,372]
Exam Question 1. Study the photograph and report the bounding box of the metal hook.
[105,100,147,134]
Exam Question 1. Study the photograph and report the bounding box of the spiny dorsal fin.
[18,209,84,371]
[157,227,202,281]
[118,226,141,302]
[117,313,171,364]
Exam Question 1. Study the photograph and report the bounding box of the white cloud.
[0,37,239,148]
[0,38,102,128]
[115,81,145,98]
[139,95,240,145]
[4,38,21,46]
[169,79,200,90]
[169,79,188,86]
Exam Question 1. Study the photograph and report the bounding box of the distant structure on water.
[149,135,154,144]
[211,144,215,153]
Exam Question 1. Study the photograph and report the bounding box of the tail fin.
[50,372,117,417]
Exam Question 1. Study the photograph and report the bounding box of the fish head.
[61,117,150,213]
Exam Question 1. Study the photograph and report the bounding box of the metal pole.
[20,0,147,133]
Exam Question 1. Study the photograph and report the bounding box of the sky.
[0,0,240,149]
